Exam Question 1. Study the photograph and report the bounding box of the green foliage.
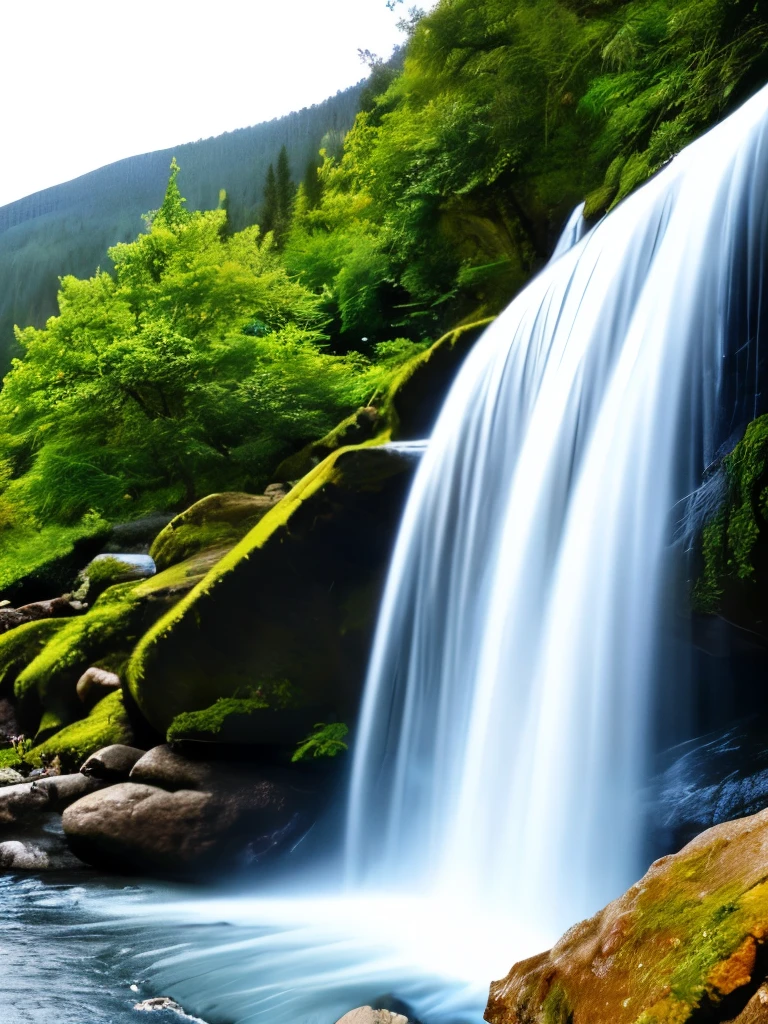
[0,515,109,597]
[166,696,269,741]
[29,689,132,769]
[292,721,349,762]
[0,163,402,535]
[694,416,768,612]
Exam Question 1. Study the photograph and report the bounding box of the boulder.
[0,836,82,871]
[129,744,218,790]
[11,550,225,741]
[486,806,768,1024]
[335,1009,409,1024]
[0,768,23,787]
[0,772,105,825]
[127,444,419,739]
[62,764,313,874]
[16,596,80,621]
[76,666,121,705]
[149,491,283,572]
[80,743,146,780]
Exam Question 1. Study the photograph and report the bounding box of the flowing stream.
[11,86,768,1024]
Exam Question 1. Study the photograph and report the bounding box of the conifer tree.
[303,158,323,210]
[274,145,295,246]
[261,163,277,235]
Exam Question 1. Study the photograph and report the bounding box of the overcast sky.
[0,0,420,209]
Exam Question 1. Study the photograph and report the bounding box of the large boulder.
[150,491,285,572]
[485,807,768,1024]
[127,443,419,740]
[8,547,227,742]
[63,753,317,874]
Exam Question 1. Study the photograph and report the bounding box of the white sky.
[0,0,420,209]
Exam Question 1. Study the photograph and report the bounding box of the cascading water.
[99,86,768,1024]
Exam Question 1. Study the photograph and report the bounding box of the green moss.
[0,618,68,696]
[150,492,276,571]
[694,416,768,613]
[167,696,269,741]
[29,690,132,769]
[541,983,572,1024]
[0,517,110,600]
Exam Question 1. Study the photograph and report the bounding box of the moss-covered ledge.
[274,317,494,482]
[127,441,419,737]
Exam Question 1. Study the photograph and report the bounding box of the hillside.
[0,82,363,372]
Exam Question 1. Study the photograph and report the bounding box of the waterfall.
[346,84,768,936]
[112,85,768,1024]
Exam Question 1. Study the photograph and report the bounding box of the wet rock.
[129,744,216,790]
[0,772,106,825]
[335,1009,409,1024]
[0,768,24,787]
[62,769,310,874]
[486,805,768,1024]
[17,596,80,621]
[134,995,207,1020]
[76,665,122,704]
[0,608,31,633]
[0,836,82,871]
[80,743,146,780]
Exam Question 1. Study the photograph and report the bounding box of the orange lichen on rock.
[706,935,757,997]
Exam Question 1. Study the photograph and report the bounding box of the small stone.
[134,995,207,1020]
[76,666,121,704]
[335,1009,409,1024]
[80,744,146,780]
[0,768,24,788]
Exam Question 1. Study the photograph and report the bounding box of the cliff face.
[486,808,768,1024]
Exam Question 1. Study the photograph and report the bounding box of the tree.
[261,163,277,235]
[274,145,295,246]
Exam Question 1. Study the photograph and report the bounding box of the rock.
[127,444,420,738]
[81,743,146,780]
[29,690,135,771]
[102,514,175,554]
[150,491,282,572]
[335,1009,409,1024]
[264,482,290,499]
[0,768,24,787]
[0,608,32,633]
[0,837,82,871]
[76,666,121,704]
[485,806,768,1024]
[129,745,217,790]
[16,596,80,621]
[77,554,157,600]
[11,552,221,741]
[0,772,106,825]
[134,995,207,1020]
[62,765,311,874]
[0,697,20,742]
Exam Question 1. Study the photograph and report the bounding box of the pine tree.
[155,158,190,229]
[303,158,323,210]
[261,163,277,235]
[274,145,295,246]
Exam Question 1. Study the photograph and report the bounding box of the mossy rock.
[12,547,225,740]
[274,319,494,482]
[150,492,280,572]
[0,618,68,699]
[166,695,331,749]
[0,690,132,772]
[127,442,418,737]
[486,807,768,1024]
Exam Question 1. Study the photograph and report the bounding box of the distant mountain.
[0,83,364,372]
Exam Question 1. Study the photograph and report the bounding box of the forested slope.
[0,83,363,372]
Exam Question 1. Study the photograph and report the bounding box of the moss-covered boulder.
[127,442,418,738]
[486,808,768,1024]
[150,491,282,572]
[9,548,224,740]
[274,318,494,482]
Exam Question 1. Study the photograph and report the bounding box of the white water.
[110,87,768,1024]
